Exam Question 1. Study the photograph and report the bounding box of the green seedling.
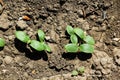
[0,38,5,47]
[30,40,45,51]
[71,70,79,76]
[66,25,74,35]
[79,44,94,53]
[77,66,85,74]
[71,66,85,76]
[15,31,31,43]
[74,28,85,39]
[38,29,45,42]
[83,35,95,45]
[65,43,78,53]
[15,30,51,52]
[70,34,78,44]
[65,25,95,53]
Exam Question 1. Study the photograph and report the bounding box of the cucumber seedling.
[65,25,95,53]
[71,66,85,76]
[15,30,51,52]
[0,38,5,47]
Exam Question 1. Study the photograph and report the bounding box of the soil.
[0,0,120,80]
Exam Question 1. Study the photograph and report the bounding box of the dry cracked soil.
[0,0,120,80]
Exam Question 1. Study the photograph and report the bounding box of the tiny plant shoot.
[71,66,85,76]
[0,38,5,47]
[65,25,95,53]
[15,30,51,52]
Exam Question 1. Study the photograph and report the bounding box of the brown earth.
[0,0,120,80]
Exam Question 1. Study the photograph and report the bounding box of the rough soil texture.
[0,0,120,80]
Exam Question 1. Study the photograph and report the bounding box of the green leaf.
[38,29,45,42]
[83,35,95,45]
[79,44,94,53]
[71,70,78,76]
[42,43,51,52]
[70,34,78,44]
[0,38,5,47]
[66,25,74,35]
[30,40,45,51]
[65,43,78,53]
[77,66,85,74]
[74,28,85,39]
[15,31,30,43]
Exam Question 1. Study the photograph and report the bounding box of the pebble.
[45,36,51,41]
[4,56,13,64]
[77,18,90,30]
[16,20,28,29]
[0,14,13,30]
[89,15,97,20]
[23,72,29,78]
[26,61,34,69]
[77,9,83,16]
[113,48,120,66]
[112,38,120,41]
[99,23,107,31]
[8,35,15,41]
[92,50,113,75]
[50,30,60,43]
[101,69,111,75]
[14,56,22,62]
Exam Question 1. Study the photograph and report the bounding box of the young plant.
[77,66,85,74]
[15,31,31,43]
[15,30,51,52]
[65,25,95,53]
[71,66,85,76]
[0,38,5,47]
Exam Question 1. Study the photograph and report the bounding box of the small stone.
[93,50,109,58]
[23,72,29,78]
[50,30,60,43]
[8,35,15,41]
[101,69,111,75]
[95,71,102,77]
[89,15,97,20]
[16,20,28,29]
[0,14,13,30]
[4,56,13,64]
[12,49,19,55]
[77,9,83,16]
[45,36,51,40]
[77,18,85,23]
[113,48,120,66]
[82,21,90,30]
[100,58,112,68]
[14,56,22,62]
[99,23,107,31]
[100,58,108,66]
[113,38,120,41]
[26,61,34,69]
[77,18,90,30]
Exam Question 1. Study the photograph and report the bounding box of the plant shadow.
[77,52,92,61]
[14,38,48,61]
[0,47,4,51]
[62,52,77,60]
[62,52,92,61]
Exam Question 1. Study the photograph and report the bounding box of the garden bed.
[0,0,120,80]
